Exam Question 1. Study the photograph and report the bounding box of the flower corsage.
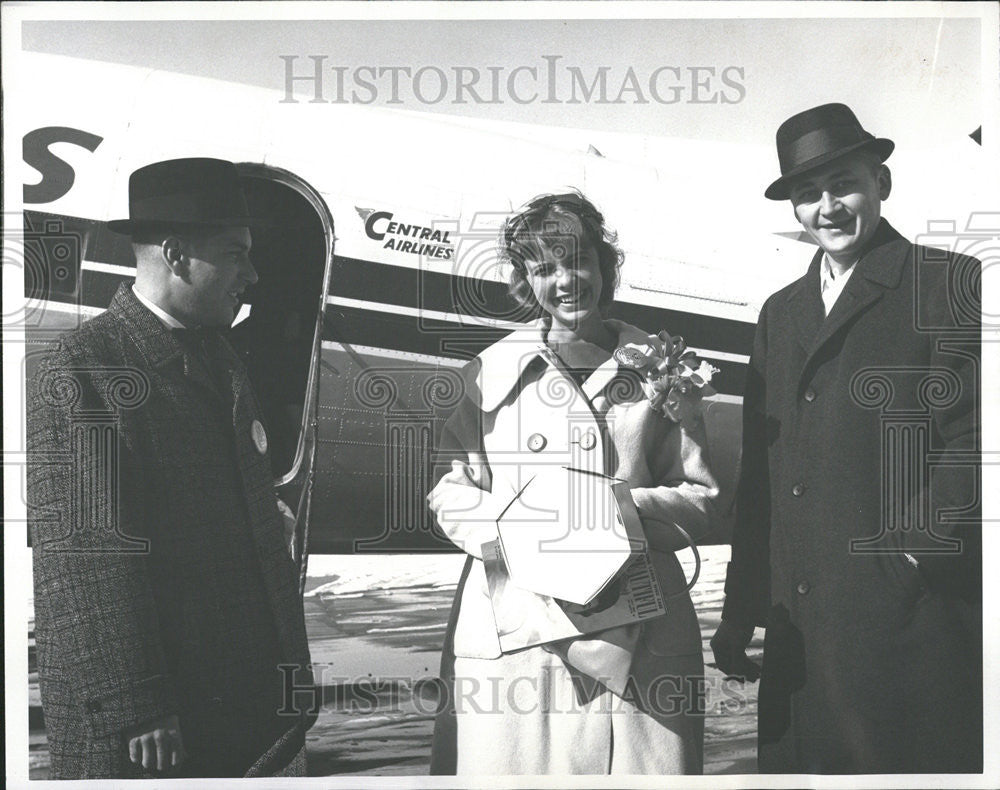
[612,331,719,422]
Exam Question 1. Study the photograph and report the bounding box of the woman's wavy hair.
[499,191,624,321]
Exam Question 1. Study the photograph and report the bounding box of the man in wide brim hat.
[107,156,261,234]
[713,103,982,774]
[27,157,316,779]
[105,157,266,330]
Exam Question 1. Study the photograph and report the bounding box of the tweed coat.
[428,318,720,774]
[27,284,315,778]
[722,220,982,773]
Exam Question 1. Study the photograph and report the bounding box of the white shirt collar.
[132,285,188,329]
[820,253,858,286]
[819,253,858,316]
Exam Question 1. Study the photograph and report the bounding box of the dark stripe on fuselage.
[323,304,748,396]
[329,255,756,358]
[22,210,754,390]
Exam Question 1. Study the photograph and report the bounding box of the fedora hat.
[107,157,259,234]
[765,103,894,200]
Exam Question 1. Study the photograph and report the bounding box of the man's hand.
[126,713,186,772]
[710,618,761,682]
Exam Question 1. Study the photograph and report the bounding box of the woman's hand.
[427,458,502,559]
[439,459,481,489]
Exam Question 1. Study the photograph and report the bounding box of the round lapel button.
[251,419,268,455]
[579,431,597,451]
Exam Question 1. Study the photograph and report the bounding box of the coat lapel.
[108,284,226,405]
[473,319,655,412]
[205,332,257,437]
[472,323,549,413]
[803,220,908,367]
[785,253,825,353]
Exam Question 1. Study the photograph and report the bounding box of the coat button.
[211,696,224,706]
[792,483,805,497]
[84,699,103,713]
[579,432,597,451]
[804,388,817,402]
[526,433,547,452]
[797,581,811,595]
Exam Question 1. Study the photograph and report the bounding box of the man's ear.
[161,236,187,276]
[877,165,892,201]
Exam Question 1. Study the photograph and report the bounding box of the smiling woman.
[426,191,721,775]
[504,192,623,326]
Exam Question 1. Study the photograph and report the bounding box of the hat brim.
[106,216,269,235]
[764,137,894,201]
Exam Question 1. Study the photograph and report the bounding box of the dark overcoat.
[722,220,982,773]
[27,284,316,778]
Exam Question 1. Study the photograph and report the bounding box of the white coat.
[428,318,720,774]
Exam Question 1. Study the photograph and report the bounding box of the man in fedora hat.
[27,158,316,778]
[711,103,982,773]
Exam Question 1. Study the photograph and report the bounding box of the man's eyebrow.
[792,169,855,191]
[825,168,855,181]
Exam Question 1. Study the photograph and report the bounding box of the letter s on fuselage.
[23,126,104,204]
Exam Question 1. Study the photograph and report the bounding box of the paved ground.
[28,546,762,778]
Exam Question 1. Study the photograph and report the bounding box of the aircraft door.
[228,166,334,579]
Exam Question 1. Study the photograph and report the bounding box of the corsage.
[612,331,719,422]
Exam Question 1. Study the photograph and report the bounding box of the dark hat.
[765,103,894,201]
[107,157,258,234]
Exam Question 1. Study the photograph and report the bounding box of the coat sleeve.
[629,396,721,552]
[27,345,178,739]
[426,388,507,560]
[897,250,981,602]
[720,303,773,628]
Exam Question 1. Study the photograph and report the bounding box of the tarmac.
[28,545,760,777]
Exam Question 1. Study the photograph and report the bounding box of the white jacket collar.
[469,318,654,413]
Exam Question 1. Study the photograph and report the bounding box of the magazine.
[494,466,647,605]
[482,538,666,653]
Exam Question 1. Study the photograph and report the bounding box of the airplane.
[11,51,988,567]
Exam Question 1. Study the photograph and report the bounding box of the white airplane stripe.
[81,260,136,276]
[324,295,750,365]
[326,294,523,331]
[29,300,104,317]
[321,341,466,368]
